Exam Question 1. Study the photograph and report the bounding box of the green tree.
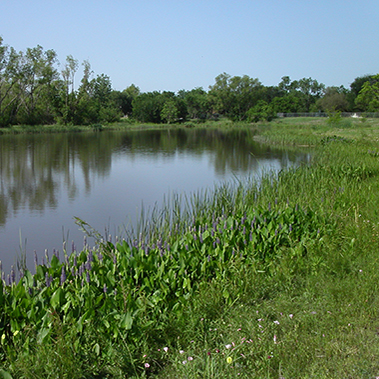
[275,76,325,112]
[59,55,79,124]
[132,91,184,123]
[316,86,349,112]
[75,60,100,125]
[208,73,263,121]
[132,91,164,123]
[269,95,303,114]
[296,77,325,112]
[355,74,379,112]
[0,38,22,126]
[114,84,140,116]
[179,87,210,120]
[246,100,275,122]
[16,45,59,124]
[161,99,179,123]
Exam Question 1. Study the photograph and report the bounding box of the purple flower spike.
[34,251,38,268]
[60,267,66,285]
[103,283,107,294]
[10,266,15,285]
[86,271,90,283]
[86,260,92,271]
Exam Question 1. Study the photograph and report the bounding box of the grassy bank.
[1,120,379,378]
[0,118,250,134]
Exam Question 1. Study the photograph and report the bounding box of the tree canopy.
[0,37,378,127]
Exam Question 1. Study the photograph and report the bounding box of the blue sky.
[1,0,378,93]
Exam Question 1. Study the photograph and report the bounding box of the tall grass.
[2,121,379,378]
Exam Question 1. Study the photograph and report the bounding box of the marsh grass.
[2,120,379,378]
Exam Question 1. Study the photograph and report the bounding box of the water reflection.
[0,128,311,272]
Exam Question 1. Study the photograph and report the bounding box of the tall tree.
[60,55,79,124]
[0,38,22,126]
[180,87,210,120]
[355,74,379,112]
[316,86,349,112]
[17,45,59,124]
[208,73,263,120]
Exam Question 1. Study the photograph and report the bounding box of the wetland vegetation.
[1,118,379,378]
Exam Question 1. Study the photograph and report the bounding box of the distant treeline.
[1,37,378,127]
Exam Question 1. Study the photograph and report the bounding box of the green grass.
[2,120,379,378]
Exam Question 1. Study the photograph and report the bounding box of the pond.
[0,127,311,275]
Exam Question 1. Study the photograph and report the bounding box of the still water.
[0,128,310,274]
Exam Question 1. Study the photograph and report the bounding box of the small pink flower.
[188,356,194,361]
[182,360,187,365]
[144,363,150,368]
[179,350,184,354]
[163,347,169,352]
[289,314,293,319]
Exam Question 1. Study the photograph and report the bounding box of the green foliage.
[161,99,179,123]
[355,74,379,112]
[326,109,342,125]
[208,73,264,121]
[317,86,349,112]
[246,100,275,122]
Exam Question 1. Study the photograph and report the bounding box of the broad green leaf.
[50,288,64,310]
[0,369,13,379]
[50,254,60,269]
[94,343,100,356]
[37,328,50,344]
[120,312,133,330]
